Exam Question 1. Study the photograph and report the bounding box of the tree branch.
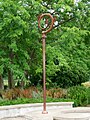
[53,17,75,28]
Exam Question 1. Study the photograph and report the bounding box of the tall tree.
[35,0,90,87]
[0,0,89,89]
[0,0,30,88]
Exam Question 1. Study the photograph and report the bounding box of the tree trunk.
[8,50,14,89]
[8,69,14,89]
[0,75,4,90]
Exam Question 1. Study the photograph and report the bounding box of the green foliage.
[0,0,90,89]
[0,0,31,82]
[0,86,89,106]
[0,97,73,106]
[87,87,90,104]
[47,25,90,87]
[0,65,4,74]
[0,87,72,106]
[67,86,88,106]
[0,98,43,106]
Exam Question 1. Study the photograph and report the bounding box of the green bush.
[67,85,88,107]
[0,97,72,106]
[0,86,89,106]
[0,98,43,106]
[87,87,90,104]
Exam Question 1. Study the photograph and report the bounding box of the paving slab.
[0,107,90,120]
[0,102,73,119]
[0,115,32,120]
[53,113,90,120]
[25,108,90,120]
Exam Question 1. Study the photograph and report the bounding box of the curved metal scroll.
[38,13,54,34]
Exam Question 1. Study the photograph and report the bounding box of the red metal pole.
[42,33,48,114]
[38,13,55,114]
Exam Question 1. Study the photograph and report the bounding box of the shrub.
[21,89,32,98]
[1,87,40,100]
[87,87,90,104]
[2,88,21,100]
[67,85,88,106]
[46,88,67,98]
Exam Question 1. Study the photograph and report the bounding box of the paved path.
[1,116,29,120]
[1,108,90,120]
[0,115,32,120]
[0,109,61,120]
[26,109,90,120]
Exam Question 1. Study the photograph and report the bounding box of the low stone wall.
[0,102,74,119]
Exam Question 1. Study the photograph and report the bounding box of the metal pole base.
[42,111,48,114]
